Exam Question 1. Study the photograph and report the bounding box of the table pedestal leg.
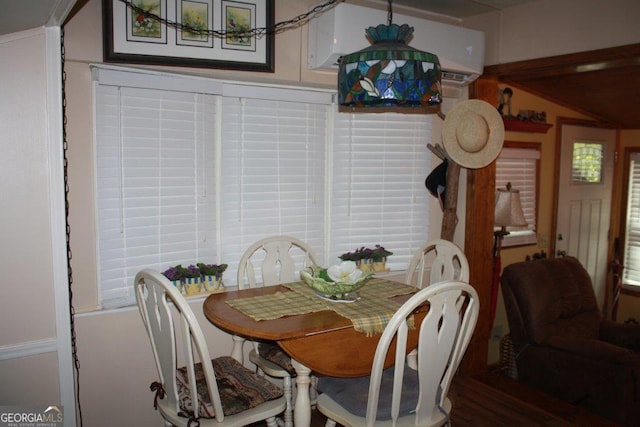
[291,359,311,427]
[230,335,245,363]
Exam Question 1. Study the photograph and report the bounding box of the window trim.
[620,147,640,292]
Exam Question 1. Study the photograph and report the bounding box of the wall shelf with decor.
[503,118,553,133]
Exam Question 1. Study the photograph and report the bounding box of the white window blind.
[94,84,217,308]
[93,66,439,307]
[220,95,328,282]
[623,152,640,287]
[330,112,433,271]
[495,147,539,247]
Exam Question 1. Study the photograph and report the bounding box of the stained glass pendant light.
[337,1,442,114]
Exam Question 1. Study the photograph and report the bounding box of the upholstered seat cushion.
[176,356,283,417]
[258,342,296,375]
[317,365,419,420]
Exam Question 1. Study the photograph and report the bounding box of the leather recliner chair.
[501,256,640,425]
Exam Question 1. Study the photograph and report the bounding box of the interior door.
[555,124,615,309]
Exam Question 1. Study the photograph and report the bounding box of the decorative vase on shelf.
[184,277,202,295]
[171,280,184,294]
[373,257,387,273]
[203,274,223,292]
[197,263,227,293]
[357,259,373,273]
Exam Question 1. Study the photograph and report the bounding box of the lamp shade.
[494,185,527,228]
[337,23,442,114]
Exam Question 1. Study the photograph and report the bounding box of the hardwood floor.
[253,371,617,426]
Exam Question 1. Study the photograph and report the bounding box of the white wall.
[465,0,640,65]
[0,27,61,403]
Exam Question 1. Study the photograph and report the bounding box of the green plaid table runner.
[226,288,327,320]
[226,278,417,336]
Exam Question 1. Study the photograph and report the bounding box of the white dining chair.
[316,280,479,427]
[404,239,470,369]
[404,239,469,289]
[234,235,321,427]
[134,269,287,427]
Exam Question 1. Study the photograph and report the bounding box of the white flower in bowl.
[327,261,362,284]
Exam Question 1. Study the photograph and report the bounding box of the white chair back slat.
[237,236,320,289]
[405,239,469,289]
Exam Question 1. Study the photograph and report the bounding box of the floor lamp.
[491,183,527,325]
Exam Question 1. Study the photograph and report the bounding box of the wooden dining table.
[202,278,422,427]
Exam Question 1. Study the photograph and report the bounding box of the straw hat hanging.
[442,99,505,169]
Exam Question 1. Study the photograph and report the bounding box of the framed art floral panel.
[103,0,275,72]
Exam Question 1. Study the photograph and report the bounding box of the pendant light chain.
[117,0,344,38]
[61,27,84,427]
[387,0,393,25]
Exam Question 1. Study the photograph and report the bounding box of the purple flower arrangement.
[338,245,393,273]
[162,263,227,294]
[162,266,184,282]
[339,245,393,262]
[181,264,202,279]
[197,263,228,277]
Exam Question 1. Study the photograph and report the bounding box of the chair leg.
[283,375,293,427]
[309,374,318,408]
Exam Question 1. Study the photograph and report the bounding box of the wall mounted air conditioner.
[308,3,485,86]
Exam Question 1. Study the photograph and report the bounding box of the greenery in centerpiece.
[300,261,373,300]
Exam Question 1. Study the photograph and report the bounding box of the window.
[94,84,218,308]
[331,114,432,271]
[572,141,603,183]
[93,66,436,308]
[622,149,640,289]
[219,94,329,282]
[495,142,540,247]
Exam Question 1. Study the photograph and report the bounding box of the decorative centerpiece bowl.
[300,261,373,302]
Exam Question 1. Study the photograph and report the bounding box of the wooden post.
[430,111,462,242]
[459,77,500,374]
[441,160,461,241]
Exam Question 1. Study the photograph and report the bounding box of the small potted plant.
[162,266,184,292]
[339,247,374,273]
[197,262,228,292]
[180,264,202,295]
[357,247,375,272]
[370,245,393,272]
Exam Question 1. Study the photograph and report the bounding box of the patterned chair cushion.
[258,342,296,375]
[176,356,283,417]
